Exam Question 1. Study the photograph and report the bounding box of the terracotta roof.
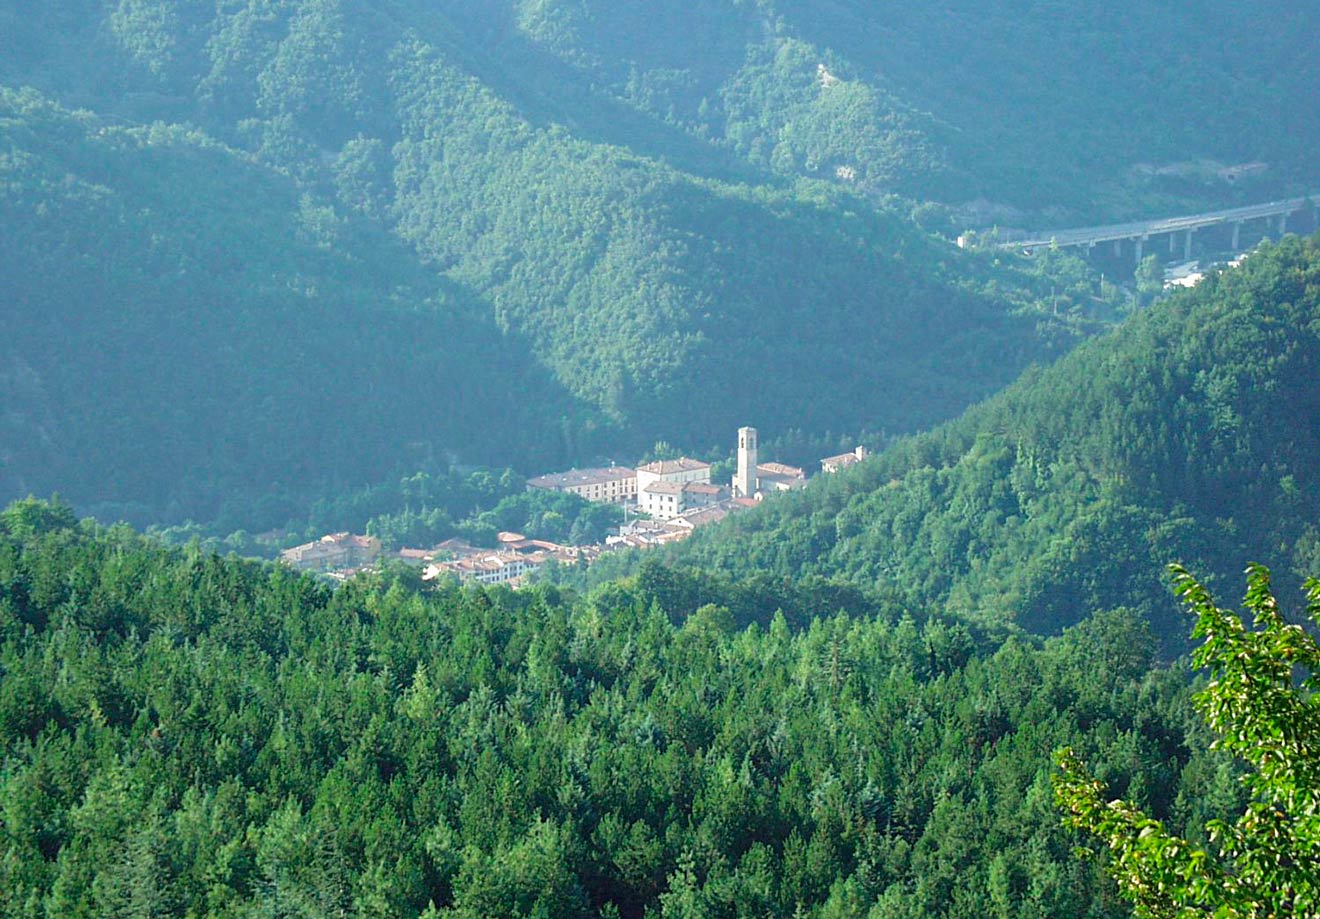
[757,462,805,478]
[680,506,729,527]
[528,467,635,489]
[683,482,724,495]
[637,457,711,475]
[821,452,862,466]
[644,481,685,495]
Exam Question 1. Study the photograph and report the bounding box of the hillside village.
[279,427,868,586]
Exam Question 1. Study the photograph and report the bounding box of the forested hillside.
[653,237,1320,648]
[1,1,1120,526]
[6,1,1315,217]
[0,499,1241,917]
[471,0,1320,215]
[0,87,588,525]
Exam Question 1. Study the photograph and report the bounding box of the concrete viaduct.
[999,194,1320,263]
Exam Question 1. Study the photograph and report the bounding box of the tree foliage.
[1055,563,1320,916]
[2,3,1125,528]
[660,237,1320,648]
[0,499,1238,918]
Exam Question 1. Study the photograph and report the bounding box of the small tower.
[734,426,758,497]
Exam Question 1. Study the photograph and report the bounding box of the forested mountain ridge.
[6,1,1315,217]
[1,2,1112,526]
[0,86,586,525]
[653,236,1320,648]
[0,499,1241,917]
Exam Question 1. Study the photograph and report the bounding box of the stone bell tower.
[734,426,758,497]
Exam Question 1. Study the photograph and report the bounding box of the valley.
[2,3,1318,916]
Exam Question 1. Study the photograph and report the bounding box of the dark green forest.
[0,499,1245,918]
[7,0,1308,527]
[3,6,1319,914]
[643,237,1320,651]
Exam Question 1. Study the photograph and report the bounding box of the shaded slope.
[663,236,1320,646]
[449,0,1320,215]
[0,6,1093,523]
[0,88,584,525]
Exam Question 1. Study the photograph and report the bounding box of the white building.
[639,480,686,519]
[422,552,540,586]
[636,457,711,493]
[756,461,806,493]
[526,466,638,504]
[820,446,869,474]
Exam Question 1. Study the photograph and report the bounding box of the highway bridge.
[992,194,1320,263]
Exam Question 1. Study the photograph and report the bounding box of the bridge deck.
[1004,194,1320,250]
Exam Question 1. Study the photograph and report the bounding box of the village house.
[639,479,728,520]
[635,456,715,518]
[280,532,381,572]
[820,445,869,474]
[394,547,436,566]
[526,466,638,504]
[665,505,730,532]
[636,456,712,491]
[756,461,807,492]
[732,427,807,497]
[421,551,540,586]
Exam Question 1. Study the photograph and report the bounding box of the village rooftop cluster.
[280,427,867,586]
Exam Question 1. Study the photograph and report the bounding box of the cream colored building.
[635,457,711,493]
[527,466,638,504]
[280,533,381,572]
[422,552,540,586]
[756,461,807,492]
[639,479,727,520]
[820,446,869,474]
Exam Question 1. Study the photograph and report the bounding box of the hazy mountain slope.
[0,3,1097,524]
[0,87,582,525]
[659,236,1320,647]
[382,41,1054,441]
[450,0,1319,216]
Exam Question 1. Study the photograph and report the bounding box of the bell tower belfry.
[734,426,758,497]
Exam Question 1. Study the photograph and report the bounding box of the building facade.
[526,467,638,503]
[734,426,758,497]
[635,457,711,493]
[820,446,869,474]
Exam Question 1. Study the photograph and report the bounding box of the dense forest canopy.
[648,237,1320,650]
[5,0,1315,214]
[6,0,1309,527]
[0,501,1244,918]
[0,1,1131,526]
[4,5,1319,915]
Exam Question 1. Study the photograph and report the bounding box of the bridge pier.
[998,193,1318,261]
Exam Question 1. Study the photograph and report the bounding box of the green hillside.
[0,3,1110,526]
[8,1,1314,217]
[655,236,1320,648]
[0,87,587,526]
[0,499,1239,918]
[3,1,1313,525]
[490,0,1320,215]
